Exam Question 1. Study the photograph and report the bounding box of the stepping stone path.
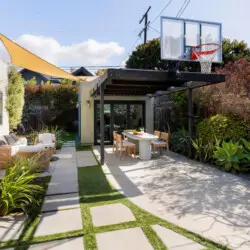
[152,225,204,250]
[91,203,136,227]
[47,146,78,195]
[29,237,84,250]
[96,227,154,250]
[34,144,83,247]
[0,215,26,241]
[42,193,80,212]
[62,141,76,147]
[76,151,97,167]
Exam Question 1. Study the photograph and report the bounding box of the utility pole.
[138,6,151,44]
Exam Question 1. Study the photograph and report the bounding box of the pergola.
[90,68,225,165]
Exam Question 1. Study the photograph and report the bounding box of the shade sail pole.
[100,84,105,165]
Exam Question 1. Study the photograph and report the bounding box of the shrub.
[6,67,25,131]
[197,114,249,145]
[0,167,43,216]
[6,155,42,176]
[23,84,78,131]
[192,137,220,163]
[170,127,189,156]
[213,140,250,172]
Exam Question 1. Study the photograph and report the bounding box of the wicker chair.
[36,133,56,155]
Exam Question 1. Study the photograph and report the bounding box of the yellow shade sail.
[0,33,80,81]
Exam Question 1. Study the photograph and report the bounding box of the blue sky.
[0,0,249,67]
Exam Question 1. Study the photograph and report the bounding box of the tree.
[96,69,107,76]
[194,59,250,119]
[28,76,37,85]
[126,38,250,70]
[60,79,73,85]
[222,39,250,65]
[6,67,25,131]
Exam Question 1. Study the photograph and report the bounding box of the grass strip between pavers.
[78,164,232,250]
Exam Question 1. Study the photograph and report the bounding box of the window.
[0,92,3,125]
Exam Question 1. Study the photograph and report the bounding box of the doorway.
[94,101,145,145]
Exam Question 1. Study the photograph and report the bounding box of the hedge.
[197,114,250,144]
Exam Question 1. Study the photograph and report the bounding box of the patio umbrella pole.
[100,83,105,165]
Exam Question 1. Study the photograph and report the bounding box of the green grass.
[76,145,93,151]
[61,132,76,142]
[78,165,231,250]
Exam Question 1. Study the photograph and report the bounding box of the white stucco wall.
[0,60,9,137]
[79,78,154,144]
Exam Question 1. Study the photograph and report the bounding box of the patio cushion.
[152,140,167,145]
[0,140,6,145]
[4,135,16,145]
[37,142,55,149]
[38,133,55,143]
[18,145,44,153]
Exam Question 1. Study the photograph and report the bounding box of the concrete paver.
[29,237,84,250]
[35,208,82,236]
[96,227,154,250]
[0,215,25,241]
[42,193,80,212]
[76,151,97,167]
[152,225,204,250]
[95,146,250,250]
[91,203,136,227]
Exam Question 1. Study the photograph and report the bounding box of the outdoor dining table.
[122,132,158,161]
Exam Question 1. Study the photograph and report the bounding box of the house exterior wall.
[79,79,154,145]
[0,60,9,137]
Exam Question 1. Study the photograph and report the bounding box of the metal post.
[144,13,148,44]
[188,87,193,157]
[139,6,151,44]
[100,84,105,165]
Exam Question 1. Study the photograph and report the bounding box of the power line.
[151,0,173,25]
[176,0,188,17]
[148,25,161,34]
[178,0,191,17]
[119,36,142,66]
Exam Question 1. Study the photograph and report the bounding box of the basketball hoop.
[191,43,221,73]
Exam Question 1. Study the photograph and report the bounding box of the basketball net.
[191,43,221,73]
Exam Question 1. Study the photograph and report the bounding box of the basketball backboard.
[160,16,222,63]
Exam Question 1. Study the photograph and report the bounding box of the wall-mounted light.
[87,100,90,107]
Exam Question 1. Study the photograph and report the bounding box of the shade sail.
[0,33,79,81]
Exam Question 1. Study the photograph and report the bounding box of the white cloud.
[0,34,125,66]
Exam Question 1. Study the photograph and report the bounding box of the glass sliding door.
[129,104,144,129]
[94,101,145,144]
[95,104,112,144]
[113,104,128,132]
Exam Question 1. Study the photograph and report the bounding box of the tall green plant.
[6,67,25,130]
[213,141,246,172]
[170,127,189,156]
[0,168,43,216]
[192,137,220,162]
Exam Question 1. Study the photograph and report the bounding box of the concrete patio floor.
[94,146,250,250]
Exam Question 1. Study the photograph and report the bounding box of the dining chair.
[151,131,169,154]
[116,134,136,159]
[113,131,117,152]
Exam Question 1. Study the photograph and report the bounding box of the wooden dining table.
[122,132,158,160]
